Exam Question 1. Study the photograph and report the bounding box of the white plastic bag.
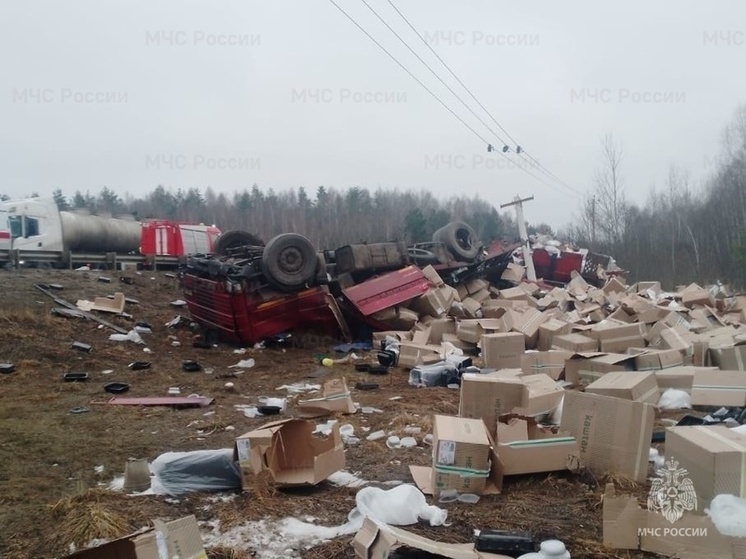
[348,484,448,527]
[657,388,691,410]
[109,329,144,344]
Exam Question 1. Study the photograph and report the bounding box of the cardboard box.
[681,289,716,308]
[691,370,746,407]
[537,318,572,351]
[660,327,694,354]
[429,415,493,495]
[513,373,565,416]
[564,352,636,385]
[298,377,356,416]
[496,415,580,475]
[585,371,660,404]
[371,331,410,347]
[665,425,746,507]
[411,287,450,317]
[602,484,746,559]
[552,333,598,353]
[710,343,746,370]
[512,308,550,349]
[352,516,513,559]
[234,419,344,487]
[520,350,570,380]
[398,342,443,368]
[456,317,512,344]
[481,332,525,369]
[501,262,525,283]
[422,317,456,344]
[499,286,529,301]
[560,391,655,483]
[458,373,526,438]
[421,264,444,287]
[442,333,476,352]
[63,516,206,559]
[76,292,126,314]
[461,297,482,318]
[602,277,627,295]
[465,278,490,294]
[591,323,645,353]
[654,366,697,392]
[633,348,685,371]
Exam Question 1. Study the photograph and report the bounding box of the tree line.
[563,105,746,290]
[5,106,745,289]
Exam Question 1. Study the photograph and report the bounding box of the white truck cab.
[0,198,65,252]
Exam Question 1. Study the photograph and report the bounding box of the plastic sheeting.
[150,449,241,496]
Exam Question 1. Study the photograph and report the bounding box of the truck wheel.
[432,221,480,262]
[262,233,318,290]
[214,230,265,255]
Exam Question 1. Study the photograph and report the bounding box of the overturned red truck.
[180,222,617,346]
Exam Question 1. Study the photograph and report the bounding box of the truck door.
[0,210,11,252]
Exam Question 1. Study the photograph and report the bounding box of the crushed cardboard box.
[352,517,513,559]
[564,352,636,386]
[234,418,345,487]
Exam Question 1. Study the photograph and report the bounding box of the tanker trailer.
[0,197,141,258]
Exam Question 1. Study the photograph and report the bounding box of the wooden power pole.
[500,195,536,282]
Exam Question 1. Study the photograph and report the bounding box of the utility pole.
[590,195,596,250]
[500,195,536,282]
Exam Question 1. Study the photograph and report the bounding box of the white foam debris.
[327,471,367,488]
[705,495,746,537]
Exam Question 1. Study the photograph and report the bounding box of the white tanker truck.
[0,197,221,268]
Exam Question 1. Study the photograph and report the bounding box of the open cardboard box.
[353,517,513,559]
[63,515,206,559]
[234,418,345,487]
[495,414,580,475]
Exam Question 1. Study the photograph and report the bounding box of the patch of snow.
[94,465,105,474]
[276,383,320,393]
[108,476,124,491]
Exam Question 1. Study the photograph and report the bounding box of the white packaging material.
[705,494,746,537]
[229,359,256,369]
[731,425,746,435]
[399,437,418,448]
[366,430,386,441]
[109,329,144,344]
[349,484,448,528]
[648,448,665,470]
[386,436,401,449]
[657,388,691,410]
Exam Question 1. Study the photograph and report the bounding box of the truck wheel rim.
[279,247,304,274]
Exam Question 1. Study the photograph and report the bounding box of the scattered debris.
[63,372,89,382]
[0,363,15,374]
[228,358,255,369]
[70,341,92,353]
[127,361,151,370]
[103,382,130,394]
[76,292,126,314]
[98,396,213,408]
[108,329,144,344]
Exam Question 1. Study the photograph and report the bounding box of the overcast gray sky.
[1,0,745,229]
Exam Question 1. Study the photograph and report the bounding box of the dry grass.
[50,487,133,549]
[207,544,254,559]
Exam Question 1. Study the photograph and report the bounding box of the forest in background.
[4,106,745,289]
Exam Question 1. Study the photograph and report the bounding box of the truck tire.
[213,230,264,255]
[262,233,318,290]
[432,221,480,262]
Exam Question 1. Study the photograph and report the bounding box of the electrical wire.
[359,0,510,148]
[327,0,492,147]
[386,0,583,197]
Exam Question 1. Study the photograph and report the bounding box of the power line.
[386,0,584,197]
[358,0,510,148]
[326,0,492,147]
[327,0,578,198]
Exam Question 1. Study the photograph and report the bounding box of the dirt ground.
[0,269,670,558]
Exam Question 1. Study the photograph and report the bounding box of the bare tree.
[594,133,627,246]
